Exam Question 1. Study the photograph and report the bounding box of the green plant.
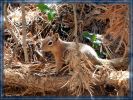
[37,4,56,21]
[82,31,106,58]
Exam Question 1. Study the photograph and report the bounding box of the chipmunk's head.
[41,32,60,52]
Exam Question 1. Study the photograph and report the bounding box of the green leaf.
[91,34,97,42]
[37,4,49,12]
[98,51,107,58]
[82,31,89,37]
[37,4,56,21]
[82,32,92,41]
[48,11,56,21]
[93,40,102,45]
[93,43,99,49]
[96,50,100,56]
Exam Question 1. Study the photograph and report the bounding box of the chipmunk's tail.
[99,57,128,70]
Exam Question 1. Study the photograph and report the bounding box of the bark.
[4,64,129,96]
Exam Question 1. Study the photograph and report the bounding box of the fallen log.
[4,63,129,96]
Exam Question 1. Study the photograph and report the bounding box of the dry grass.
[97,4,129,58]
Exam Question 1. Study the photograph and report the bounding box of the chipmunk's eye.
[48,41,53,46]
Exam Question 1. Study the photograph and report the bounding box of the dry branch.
[21,4,29,63]
[4,4,19,44]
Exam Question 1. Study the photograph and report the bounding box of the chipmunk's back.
[63,41,101,65]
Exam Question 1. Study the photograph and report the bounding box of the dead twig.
[21,4,29,63]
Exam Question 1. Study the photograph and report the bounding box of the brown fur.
[41,33,102,71]
[41,33,128,72]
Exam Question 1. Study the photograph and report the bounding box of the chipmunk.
[41,32,128,72]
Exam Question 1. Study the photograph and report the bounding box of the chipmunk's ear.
[53,33,59,41]
[47,30,53,37]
